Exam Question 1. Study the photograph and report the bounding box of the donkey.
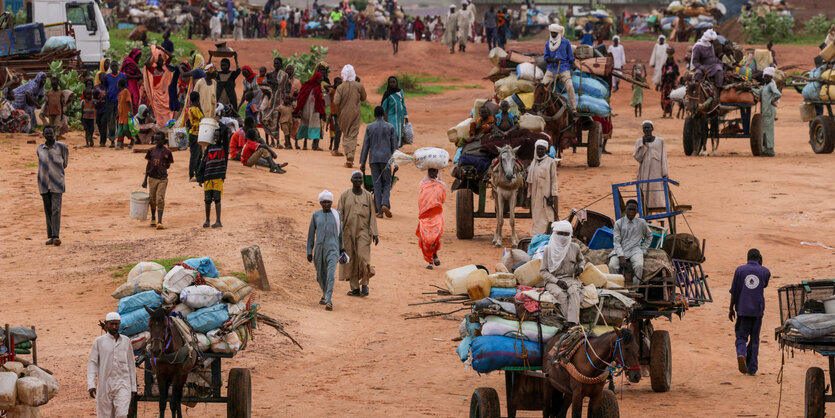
[490,145,525,248]
[544,328,642,418]
[144,306,198,418]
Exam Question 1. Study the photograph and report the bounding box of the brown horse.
[684,76,720,155]
[544,328,641,418]
[144,307,198,418]
[532,83,571,153]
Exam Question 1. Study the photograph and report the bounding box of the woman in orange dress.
[416,168,446,269]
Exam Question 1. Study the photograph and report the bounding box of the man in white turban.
[443,5,459,54]
[338,171,379,297]
[542,23,577,113]
[690,28,724,88]
[527,139,559,236]
[753,66,781,156]
[541,220,586,325]
[307,190,344,310]
[608,35,626,91]
[88,312,136,418]
[333,64,367,166]
[649,35,668,88]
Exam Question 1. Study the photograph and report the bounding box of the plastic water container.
[589,226,614,250]
[824,295,835,314]
[466,269,491,301]
[514,258,542,287]
[130,191,150,220]
[445,265,478,295]
[197,118,218,145]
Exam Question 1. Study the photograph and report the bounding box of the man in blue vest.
[729,248,770,376]
[541,23,576,115]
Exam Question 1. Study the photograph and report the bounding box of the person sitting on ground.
[135,104,159,145]
[142,131,173,229]
[197,126,229,228]
[240,128,286,173]
[541,220,585,326]
[608,199,652,285]
[0,90,30,133]
[492,100,518,137]
[230,116,255,161]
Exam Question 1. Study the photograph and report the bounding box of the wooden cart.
[683,102,763,156]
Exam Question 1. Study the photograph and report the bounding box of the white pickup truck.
[32,0,110,67]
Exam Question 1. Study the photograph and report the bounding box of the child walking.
[142,132,173,229]
[43,77,64,134]
[116,78,133,149]
[630,65,647,118]
[197,128,229,228]
[81,84,97,147]
[187,91,204,181]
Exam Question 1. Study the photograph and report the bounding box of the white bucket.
[130,191,150,220]
[824,295,835,314]
[197,118,218,145]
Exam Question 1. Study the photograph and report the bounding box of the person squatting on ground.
[608,199,652,285]
[729,248,770,376]
[142,132,173,230]
[307,190,344,311]
[360,106,398,218]
[542,23,577,113]
[87,312,136,418]
[338,171,379,297]
[197,126,229,228]
[541,220,586,326]
[37,126,67,246]
[417,168,446,269]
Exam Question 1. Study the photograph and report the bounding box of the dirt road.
[0,38,830,417]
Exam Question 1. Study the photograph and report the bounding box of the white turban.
[318,190,334,202]
[351,170,362,177]
[548,23,564,34]
[543,220,574,270]
[341,64,357,82]
[535,139,550,150]
[106,312,121,322]
[702,29,717,42]
[642,120,654,128]
[450,4,455,9]
[613,35,620,42]
[763,66,775,77]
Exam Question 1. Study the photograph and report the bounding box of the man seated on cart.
[541,220,586,326]
[608,199,652,286]
[457,106,494,174]
[542,23,576,115]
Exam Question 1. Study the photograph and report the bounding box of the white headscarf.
[697,29,717,47]
[106,312,121,322]
[613,35,620,42]
[548,24,564,52]
[318,190,334,202]
[318,190,341,236]
[543,220,573,270]
[534,139,550,161]
[763,66,775,77]
[351,170,362,177]
[657,34,666,43]
[341,64,357,82]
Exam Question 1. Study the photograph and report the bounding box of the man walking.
[307,190,344,311]
[608,36,626,92]
[608,199,652,285]
[102,61,126,148]
[483,6,498,50]
[338,171,379,297]
[360,106,397,218]
[142,132,174,229]
[333,65,367,167]
[729,249,770,376]
[88,312,136,418]
[37,126,68,246]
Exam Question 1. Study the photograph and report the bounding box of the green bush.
[271,45,328,82]
[804,14,835,36]
[740,11,793,43]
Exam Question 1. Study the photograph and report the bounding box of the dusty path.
[0,38,830,417]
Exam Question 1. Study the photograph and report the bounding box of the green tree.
[740,11,793,44]
[271,45,328,82]
[804,14,835,36]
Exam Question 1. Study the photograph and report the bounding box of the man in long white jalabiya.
[649,35,668,88]
[88,312,136,418]
[527,139,559,236]
[633,120,668,210]
[540,221,586,325]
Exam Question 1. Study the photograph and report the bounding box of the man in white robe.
[87,312,136,418]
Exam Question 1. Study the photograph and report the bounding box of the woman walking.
[294,72,327,150]
[416,168,446,269]
[381,76,408,148]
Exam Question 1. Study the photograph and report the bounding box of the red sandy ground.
[0,37,830,417]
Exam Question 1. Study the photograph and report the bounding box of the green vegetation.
[360,101,374,124]
[804,14,835,36]
[740,12,794,43]
[106,28,196,65]
[375,73,477,98]
[4,6,27,26]
[48,61,84,130]
[25,162,37,167]
[271,45,329,82]
[228,272,249,282]
[110,257,193,278]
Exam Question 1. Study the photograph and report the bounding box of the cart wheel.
[749,113,763,156]
[650,330,672,393]
[456,189,475,239]
[809,116,835,154]
[227,368,252,418]
[127,393,138,418]
[683,116,704,156]
[469,387,500,418]
[682,116,695,156]
[587,121,602,168]
[590,389,619,418]
[806,367,826,418]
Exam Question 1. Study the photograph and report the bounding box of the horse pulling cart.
[682,93,763,156]
[128,351,251,418]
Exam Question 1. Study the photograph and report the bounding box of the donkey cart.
[128,352,251,418]
[775,279,835,418]
[682,101,763,156]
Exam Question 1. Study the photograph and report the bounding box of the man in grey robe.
[541,220,586,325]
[307,190,344,311]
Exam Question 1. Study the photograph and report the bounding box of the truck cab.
[31,0,109,67]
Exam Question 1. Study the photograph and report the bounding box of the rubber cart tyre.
[650,330,672,393]
[806,367,825,418]
[469,387,500,418]
[810,116,835,154]
[127,393,138,418]
[227,368,252,418]
[587,121,602,168]
[590,389,619,418]
[456,189,475,239]
[683,116,695,156]
[750,113,763,156]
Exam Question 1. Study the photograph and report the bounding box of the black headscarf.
[381,76,401,104]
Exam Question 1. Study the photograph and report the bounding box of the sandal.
[433,255,441,266]
[325,303,333,311]
[347,289,361,297]
[361,285,369,297]
[319,298,326,305]
[426,264,434,270]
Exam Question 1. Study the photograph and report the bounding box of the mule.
[533,83,572,156]
[685,78,720,155]
[490,145,525,248]
[544,328,642,418]
[144,307,198,418]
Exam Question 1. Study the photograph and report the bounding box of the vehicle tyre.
[227,368,252,418]
[456,189,475,239]
[590,389,619,418]
[469,387,500,418]
[587,121,602,167]
[650,330,672,393]
[806,367,826,418]
[683,116,695,156]
[750,113,763,156]
[809,116,835,154]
